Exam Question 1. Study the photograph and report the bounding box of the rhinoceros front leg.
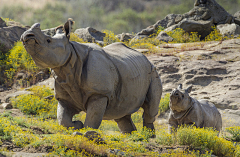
[84,95,108,129]
[114,115,137,134]
[57,100,83,129]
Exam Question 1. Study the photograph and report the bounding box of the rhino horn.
[63,18,75,39]
[186,85,193,93]
[177,84,182,90]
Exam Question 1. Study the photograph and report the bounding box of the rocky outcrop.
[74,27,106,43]
[117,33,135,42]
[147,39,240,110]
[156,32,173,42]
[135,0,235,41]
[0,25,26,53]
[165,19,214,39]
[4,90,33,103]
[234,11,240,19]
[217,23,240,38]
[0,18,7,27]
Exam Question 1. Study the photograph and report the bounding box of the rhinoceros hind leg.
[115,115,137,134]
[142,71,162,131]
[57,100,83,129]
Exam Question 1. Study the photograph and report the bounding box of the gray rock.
[234,18,240,26]
[72,131,83,136]
[84,131,105,144]
[20,19,162,134]
[108,149,125,156]
[44,95,54,101]
[42,27,57,37]
[1,103,12,109]
[217,23,240,37]
[5,90,33,103]
[74,27,105,42]
[0,26,26,53]
[234,11,240,19]
[178,19,213,39]
[156,31,173,43]
[164,19,213,39]
[168,84,222,133]
[193,0,233,25]
[0,18,7,27]
[117,33,135,42]
[37,78,55,90]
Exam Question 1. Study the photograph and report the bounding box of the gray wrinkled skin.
[20,20,162,134]
[168,84,222,133]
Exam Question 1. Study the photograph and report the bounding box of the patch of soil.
[1,141,23,152]
[22,145,53,153]
[145,143,213,156]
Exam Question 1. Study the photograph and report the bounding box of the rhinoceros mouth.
[21,33,39,45]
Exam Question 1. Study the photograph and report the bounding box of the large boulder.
[42,27,57,37]
[117,33,135,42]
[0,26,26,53]
[156,31,173,43]
[135,0,234,40]
[217,23,240,37]
[4,90,33,103]
[0,18,7,27]
[74,27,106,42]
[234,11,240,19]
[234,11,240,26]
[164,19,214,39]
[134,14,182,39]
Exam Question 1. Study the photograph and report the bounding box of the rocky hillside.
[147,39,240,126]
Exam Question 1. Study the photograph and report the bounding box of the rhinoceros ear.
[63,18,75,39]
[186,85,193,93]
[177,84,183,90]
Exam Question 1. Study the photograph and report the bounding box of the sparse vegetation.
[1,86,239,156]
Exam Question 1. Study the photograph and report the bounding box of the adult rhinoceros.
[20,19,162,134]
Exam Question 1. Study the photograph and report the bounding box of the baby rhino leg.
[115,115,136,134]
[57,100,83,129]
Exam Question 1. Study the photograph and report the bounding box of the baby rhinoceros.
[20,19,162,135]
[168,84,222,133]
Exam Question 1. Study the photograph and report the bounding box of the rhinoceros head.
[20,19,74,68]
[169,84,193,112]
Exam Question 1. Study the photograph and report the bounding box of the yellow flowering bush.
[5,41,38,81]
[103,30,120,46]
[11,86,57,118]
[69,32,89,43]
[226,126,240,142]
[176,126,235,156]
[167,28,201,43]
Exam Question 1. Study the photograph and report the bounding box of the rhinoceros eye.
[47,39,51,43]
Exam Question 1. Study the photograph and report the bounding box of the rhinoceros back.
[103,42,154,117]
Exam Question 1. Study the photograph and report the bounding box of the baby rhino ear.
[63,18,75,39]
[186,85,193,93]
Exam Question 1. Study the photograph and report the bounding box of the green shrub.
[159,93,170,114]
